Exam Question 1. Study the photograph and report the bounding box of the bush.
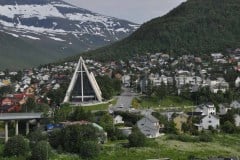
[128,127,146,147]
[221,121,236,134]
[28,129,47,148]
[3,135,29,157]
[177,134,199,142]
[31,141,52,160]
[167,134,199,142]
[62,124,99,153]
[48,129,62,149]
[168,133,213,143]
[79,141,100,159]
[199,132,213,142]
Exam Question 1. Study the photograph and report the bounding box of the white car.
[118,104,124,108]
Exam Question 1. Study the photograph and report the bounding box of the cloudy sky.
[65,0,186,24]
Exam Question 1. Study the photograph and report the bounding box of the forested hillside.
[78,0,240,61]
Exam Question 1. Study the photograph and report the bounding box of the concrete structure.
[0,113,43,142]
[63,57,102,104]
[118,127,132,136]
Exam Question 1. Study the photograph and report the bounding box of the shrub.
[199,132,213,142]
[31,141,52,160]
[221,121,236,134]
[28,129,48,148]
[62,124,99,153]
[48,129,62,149]
[178,134,199,142]
[3,135,29,157]
[167,134,199,142]
[79,141,100,159]
[128,127,146,147]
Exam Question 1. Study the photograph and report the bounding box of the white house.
[195,115,220,131]
[0,81,4,87]
[137,114,161,138]
[113,115,124,125]
[235,77,240,87]
[195,103,216,116]
[230,100,240,109]
[208,77,229,93]
[42,75,50,81]
[218,103,231,115]
[234,114,240,127]
[211,53,223,59]
[22,76,31,85]
[0,71,5,76]
[53,83,60,90]
[122,75,131,87]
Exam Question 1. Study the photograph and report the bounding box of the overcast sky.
[65,0,186,24]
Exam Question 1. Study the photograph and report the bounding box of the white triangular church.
[63,57,102,104]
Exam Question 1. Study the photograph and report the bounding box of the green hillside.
[0,32,95,70]
[78,0,240,61]
[0,32,47,69]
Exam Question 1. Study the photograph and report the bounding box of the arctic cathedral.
[63,57,102,104]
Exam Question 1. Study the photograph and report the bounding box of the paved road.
[111,87,137,112]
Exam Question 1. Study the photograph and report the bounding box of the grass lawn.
[0,134,239,160]
[139,96,194,111]
[82,98,117,111]
[98,134,240,160]
[58,98,118,114]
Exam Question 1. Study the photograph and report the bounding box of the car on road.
[118,104,124,108]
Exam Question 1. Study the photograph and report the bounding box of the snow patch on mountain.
[0,19,66,34]
[116,28,129,33]
[0,5,64,19]
[5,32,19,38]
[21,35,40,40]
[52,3,76,9]
[65,13,109,23]
[49,37,65,41]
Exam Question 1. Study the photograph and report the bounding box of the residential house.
[195,103,216,116]
[230,100,240,109]
[209,78,229,93]
[195,115,220,131]
[25,86,35,95]
[218,103,231,115]
[53,83,60,90]
[1,97,13,106]
[0,71,5,76]
[122,75,131,87]
[42,74,50,81]
[235,77,240,87]
[137,114,162,138]
[173,113,189,133]
[211,53,223,59]
[113,115,124,125]
[0,105,21,113]
[234,114,240,127]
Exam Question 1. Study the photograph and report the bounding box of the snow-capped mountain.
[0,0,139,69]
